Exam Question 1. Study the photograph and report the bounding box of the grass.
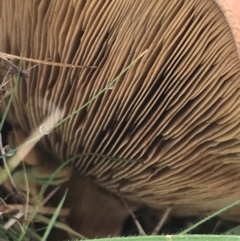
[0,52,240,241]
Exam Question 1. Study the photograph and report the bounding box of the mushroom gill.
[1,0,240,236]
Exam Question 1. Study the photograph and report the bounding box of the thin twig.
[1,57,29,78]
[151,207,172,235]
[40,186,60,205]
[118,193,146,235]
[212,219,223,234]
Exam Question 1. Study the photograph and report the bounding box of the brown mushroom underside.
[1,0,240,225]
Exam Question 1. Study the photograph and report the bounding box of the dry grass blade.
[0,108,64,184]
[0,203,70,216]
[0,53,97,69]
[0,195,70,231]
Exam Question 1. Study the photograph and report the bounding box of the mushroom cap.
[1,0,240,219]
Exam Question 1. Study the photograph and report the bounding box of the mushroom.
[1,0,240,238]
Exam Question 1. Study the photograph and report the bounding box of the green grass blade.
[23,225,42,241]
[0,50,147,158]
[179,198,240,235]
[224,225,240,235]
[0,225,18,241]
[0,225,9,240]
[0,61,22,185]
[0,60,22,132]
[41,189,68,241]
[51,50,147,130]
[35,214,86,239]
[45,153,131,188]
[73,235,240,241]
[18,185,47,241]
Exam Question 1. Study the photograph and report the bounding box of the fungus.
[0,0,240,237]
